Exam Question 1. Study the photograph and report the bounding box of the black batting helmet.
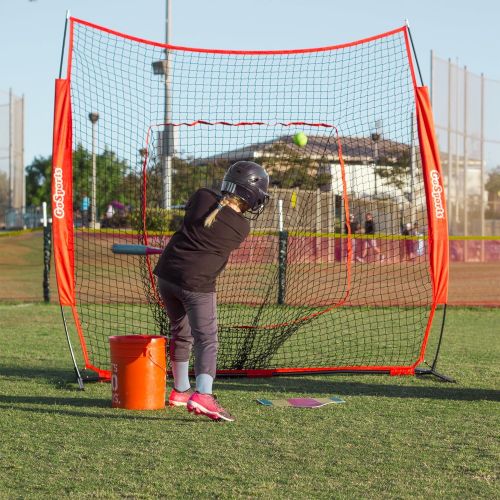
[221,161,270,217]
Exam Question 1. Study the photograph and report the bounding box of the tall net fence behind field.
[431,54,500,240]
[62,19,438,377]
[0,89,24,226]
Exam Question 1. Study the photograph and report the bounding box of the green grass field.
[0,303,499,498]
[0,231,499,498]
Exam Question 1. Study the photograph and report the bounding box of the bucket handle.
[146,349,167,375]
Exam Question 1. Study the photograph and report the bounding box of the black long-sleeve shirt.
[153,189,250,292]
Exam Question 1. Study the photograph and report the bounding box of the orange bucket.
[109,335,167,410]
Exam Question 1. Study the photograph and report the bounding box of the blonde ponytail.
[204,196,248,228]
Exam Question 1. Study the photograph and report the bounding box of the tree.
[25,147,137,216]
[374,150,412,192]
[485,167,500,220]
[260,143,329,190]
[145,157,229,208]
[72,144,135,217]
[173,158,227,205]
[485,167,500,199]
[25,155,52,207]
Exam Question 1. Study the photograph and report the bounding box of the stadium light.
[88,112,100,229]
[151,0,173,210]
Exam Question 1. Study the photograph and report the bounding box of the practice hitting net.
[52,18,449,379]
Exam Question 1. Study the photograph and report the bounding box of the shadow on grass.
[0,364,75,380]
[3,364,498,403]
[0,364,97,390]
[0,395,199,423]
[217,377,500,402]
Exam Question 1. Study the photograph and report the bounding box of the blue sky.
[1,0,499,165]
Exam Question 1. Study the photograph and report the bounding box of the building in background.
[193,133,424,235]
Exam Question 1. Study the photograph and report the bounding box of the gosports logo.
[430,170,445,219]
[53,167,66,219]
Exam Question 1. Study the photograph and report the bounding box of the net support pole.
[55,10,84,390]
[61,307,85,390]
[42,202,51,303]
[406,20,424,86]
[413,73,455,382]
[58,10,70,78]
[410,29,452,381]
[277,199,287,305]
[415,305,455,382]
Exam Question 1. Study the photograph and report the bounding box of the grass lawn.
[0,230,57,302]
[0,303,498,498]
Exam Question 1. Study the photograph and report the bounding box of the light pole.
[89,112,100,229]
[152,0,174,210]
[8,88,13,212]
[409,111,418,224]
[371,120,382,197]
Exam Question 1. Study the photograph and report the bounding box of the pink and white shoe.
[187,392,235,422]
[168,388,194,407]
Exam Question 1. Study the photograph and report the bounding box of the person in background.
[154,161,269,422]
[80,194,90,227]
[361,212,383,261]
[402,222,415,260]
[106,203,115,219]
[413,222,425,257]
[345,213,361,262]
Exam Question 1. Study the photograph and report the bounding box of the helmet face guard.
[220,161,270,219]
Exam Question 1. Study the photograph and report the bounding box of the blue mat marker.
[257,397,345,408]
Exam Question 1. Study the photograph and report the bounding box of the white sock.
[196,373,213,394]
[171,361,190,392]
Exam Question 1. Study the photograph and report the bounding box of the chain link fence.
[0,206,43,230]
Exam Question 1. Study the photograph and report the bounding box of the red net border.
[140,120,353,330]
[69,17,408,57]
[59,18,436,378]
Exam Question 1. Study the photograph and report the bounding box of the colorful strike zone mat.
[257,397,345,408]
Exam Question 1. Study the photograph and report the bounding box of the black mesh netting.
[68,19,432,375]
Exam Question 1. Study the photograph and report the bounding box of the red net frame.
[52,18,449,379]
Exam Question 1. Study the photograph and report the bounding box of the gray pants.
[157,277,218,378]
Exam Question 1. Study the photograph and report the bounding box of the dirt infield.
[447,262,500,306]
[0,231,499,306]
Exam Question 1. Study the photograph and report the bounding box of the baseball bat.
[111,244,163,256]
